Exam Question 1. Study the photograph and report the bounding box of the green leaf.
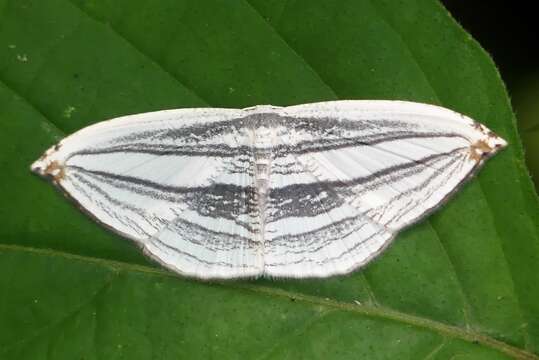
[1,0,538,358]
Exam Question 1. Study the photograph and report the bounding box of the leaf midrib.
[0,243,536,360]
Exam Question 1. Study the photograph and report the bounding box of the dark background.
[442,1,538,89]
[442,1,539,189]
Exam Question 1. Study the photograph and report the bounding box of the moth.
[31,100,507,279]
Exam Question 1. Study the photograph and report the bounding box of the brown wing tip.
[468,127,508,162]
[30,144,65,183]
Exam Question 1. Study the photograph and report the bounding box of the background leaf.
[514,73,539,190]
[1,0,538,359]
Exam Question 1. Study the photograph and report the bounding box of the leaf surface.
[0,0,538,358]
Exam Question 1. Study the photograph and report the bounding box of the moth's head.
[30,144,66,182]
[469,123,508,162]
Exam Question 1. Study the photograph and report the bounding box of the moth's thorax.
[252,125,278,244]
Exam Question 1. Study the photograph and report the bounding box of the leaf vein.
[0,243,536,359]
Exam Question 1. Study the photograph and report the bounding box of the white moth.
[31,100,507,279]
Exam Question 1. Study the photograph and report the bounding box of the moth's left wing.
[31,108,264,279]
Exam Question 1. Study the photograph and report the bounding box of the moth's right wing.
[263,101,506,278]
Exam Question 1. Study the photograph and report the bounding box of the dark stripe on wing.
[266,229,389,267]
[67,132,467,160]
[67,165,259,232]
[268,147,466,220]
[110,114,410,143]
[152,238,257,269]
